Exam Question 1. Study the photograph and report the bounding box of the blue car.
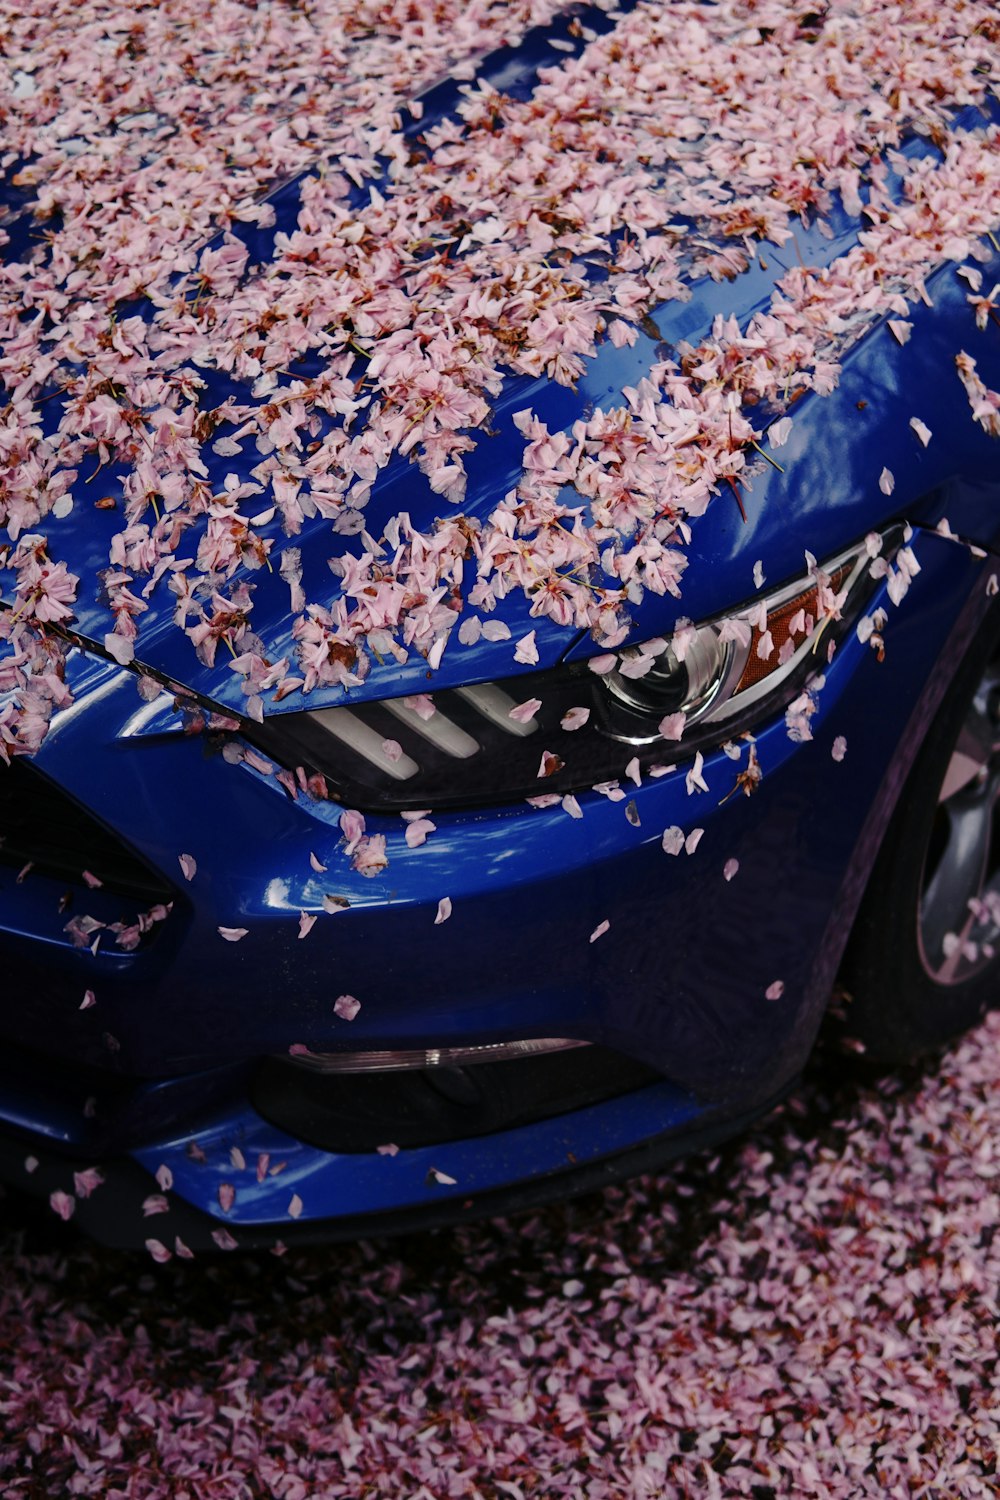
[3,1,1000,1251]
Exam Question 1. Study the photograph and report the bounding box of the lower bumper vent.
[252,1045,661,1153]
[0,759,171,904]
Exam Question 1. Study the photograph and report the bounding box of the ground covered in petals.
[2,1013,998,1498]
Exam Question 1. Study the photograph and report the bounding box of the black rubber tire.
[842,602,1000,1064]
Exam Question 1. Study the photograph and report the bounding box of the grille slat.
[308,707,420,781]
[383,699,481,759]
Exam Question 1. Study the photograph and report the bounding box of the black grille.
[252,1046,661,1154]
[0,758,171,903]
[251,659,671,813]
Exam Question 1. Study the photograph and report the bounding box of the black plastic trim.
[0,757,172,903]
[252,1046,661,1153]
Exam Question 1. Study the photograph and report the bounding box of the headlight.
[253,532,891,811]
[603,624,735,726]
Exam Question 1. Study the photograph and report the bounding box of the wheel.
[842,602,1000,1063]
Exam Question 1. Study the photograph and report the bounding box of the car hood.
[47,206,884,723]
[15,13,1000,724]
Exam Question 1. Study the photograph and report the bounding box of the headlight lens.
[253,532,890,811]
[603,625,734,725]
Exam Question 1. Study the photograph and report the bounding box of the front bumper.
[0,527,989,1244]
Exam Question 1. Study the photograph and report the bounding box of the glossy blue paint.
[31,89,1000,719]
[0,521,992,1238]
[4,27,1000,1242]
[132,1078,707,1227]
[0,528,974,1081]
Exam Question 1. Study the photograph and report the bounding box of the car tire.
[842,599,1000,1064]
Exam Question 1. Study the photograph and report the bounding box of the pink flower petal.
[661,826,685,855]
[105,633,135,666]
[403,695,436,721]
[73,1169,104,1199]
[514,631,538,665]
[658,712,686,741]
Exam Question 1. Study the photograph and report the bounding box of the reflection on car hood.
[7,3,1000,724]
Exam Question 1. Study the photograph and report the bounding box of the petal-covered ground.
[2,1013,998,1498]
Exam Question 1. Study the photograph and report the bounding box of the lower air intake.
[252,1045,661,1153]
[0,758,171,904]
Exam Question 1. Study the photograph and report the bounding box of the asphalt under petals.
[2,1012,998,1497]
